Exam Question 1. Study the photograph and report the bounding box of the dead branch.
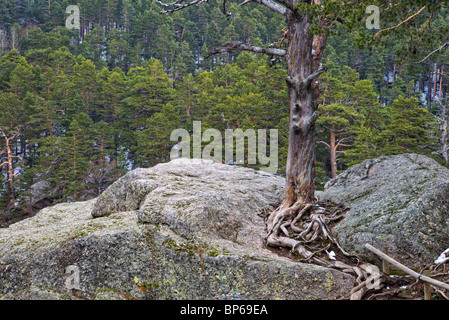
[418,41,449,64]
[156,0,209,13]
[433,286,449,300]
[221,0,232,17]
[240,0,288,15]
[204,42,286,59]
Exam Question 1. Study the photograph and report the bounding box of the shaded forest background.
[0,0,448,213]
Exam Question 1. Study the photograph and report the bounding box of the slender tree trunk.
[433,63,438,103]
[1,135,16,210]
[100,136,105,166]
[440,64,444,102]
[438,101,449,163]
[330,125,337,179]
[392,64,396,85]
[386,59,389,89]
[428,61,433,107]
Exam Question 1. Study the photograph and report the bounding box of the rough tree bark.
[283,10,319,206]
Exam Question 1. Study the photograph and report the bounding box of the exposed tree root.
[264,200,383,300]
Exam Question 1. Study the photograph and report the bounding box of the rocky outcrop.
[319,153,449,268]
[0,159,354,300]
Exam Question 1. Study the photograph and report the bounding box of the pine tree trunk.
[428,61,433,107]
[440,102,448,163]
[330,125,337,179]
[1,135,16,211]
[440,64,444,102]
[283,10,317,206]
[433,62,438,103]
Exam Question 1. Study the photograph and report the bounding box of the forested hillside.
[0,0,448,213]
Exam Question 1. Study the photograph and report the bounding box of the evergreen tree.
[135,103,183,167]
[35,113,95,201]
[317,65,361,178]
[382,96,432,155]
[70,58,99,115]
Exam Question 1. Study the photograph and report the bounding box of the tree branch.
[375,6,427,38]
[317,141,331,149]
[335,138,349,149]
[156,0,209,13]
[222,0,232,17]
[305,64,327,88]
[240,0,287,15]
[204,42,286,59]
[418,41,449,64]
[158,0,288,15]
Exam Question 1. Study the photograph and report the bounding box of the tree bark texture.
[283,9,323,206]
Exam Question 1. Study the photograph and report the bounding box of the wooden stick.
[365,243,449,291]
[382,247,390,275]
[424,270,432,300]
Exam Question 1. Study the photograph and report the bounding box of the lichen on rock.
[0,159,354,300]
[320,153,449,268]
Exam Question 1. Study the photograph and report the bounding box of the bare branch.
[158,0,287,15]
[222,0,232,17]
[204,42,286,59]
[273,0,294,11]
[156,0,184,7]
[418,41,449,64]
[156,0,209,13]
[0,161,7,168]
[240,0,287,15]
[335,138,349,149]
[305,64,327,87]
[375,6,427,38]
[317,141,331,149]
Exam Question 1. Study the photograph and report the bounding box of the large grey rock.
[92,158,284,246]
[27,180,52,204]
[320,153,449,268]
[0,159,354,300]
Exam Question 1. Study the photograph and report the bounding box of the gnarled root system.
[264,200,383,300]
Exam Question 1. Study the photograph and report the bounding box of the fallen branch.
[365,243,449,291]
